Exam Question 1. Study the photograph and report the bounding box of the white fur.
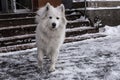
[36,3,67,72]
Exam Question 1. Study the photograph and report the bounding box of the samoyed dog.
[35,3,67,72]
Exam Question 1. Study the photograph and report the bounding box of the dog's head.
[36,3,67,30]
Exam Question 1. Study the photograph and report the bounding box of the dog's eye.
[49,16,52,19]
[56,17,59,20]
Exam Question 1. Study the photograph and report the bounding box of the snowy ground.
[0,25,120,80]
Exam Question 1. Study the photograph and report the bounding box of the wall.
[86,1,120,26]
[87,8,120,26]
[87,1,120,7]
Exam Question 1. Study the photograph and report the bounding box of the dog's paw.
[38,65,43,70]
[49,67,56,72]
[37,65,43,73]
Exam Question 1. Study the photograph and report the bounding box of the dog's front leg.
[49,49,59,72]
[37,50,44,69]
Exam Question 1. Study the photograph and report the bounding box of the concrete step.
[0,17,35,27]
[65,9,84,15]
[0,12,36,19]
[66,14,81,20]
[67,21,90,28]
[0,43,36,53]
[0,34,35,47]
[0,24,36,37]
[72,2,86,8]
[66,27,99,37]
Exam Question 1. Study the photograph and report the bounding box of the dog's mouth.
[49,25,58,31]
[50,27,57,31]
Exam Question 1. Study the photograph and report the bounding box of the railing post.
[31,0,34,12]
[13,0,17,13]
[84,0,87,18]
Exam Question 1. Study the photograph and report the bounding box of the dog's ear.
[42,2,51,18]
[46,2,51,11]
[57,4,67,25]
[35,3,51,22]
[57,4,65,13]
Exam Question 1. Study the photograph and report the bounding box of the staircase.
[0,9,105,52]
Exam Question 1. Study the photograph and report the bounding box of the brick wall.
[38,0,62,8]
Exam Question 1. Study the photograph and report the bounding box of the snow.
[66,27,94,32]
[66,6,120,11]
[74,16,89,22]
[103,25,120,36]
[0,25,120,80]
[68,16,89,23]
[73,0,84,2]
[86,7,120,10]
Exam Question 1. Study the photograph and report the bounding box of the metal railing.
[8,0,33,13]
[15,1,30,12]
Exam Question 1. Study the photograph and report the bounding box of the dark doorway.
[0,0,2,11]
[0,0,32,13]
[16,0,32,9]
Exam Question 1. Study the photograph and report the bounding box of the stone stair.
[0,10,103,52]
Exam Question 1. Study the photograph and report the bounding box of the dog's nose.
[52,23,56,28]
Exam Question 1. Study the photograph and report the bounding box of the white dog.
[35,3,67,72]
